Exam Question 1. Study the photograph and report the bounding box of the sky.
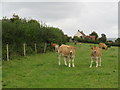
[1,1,118,38]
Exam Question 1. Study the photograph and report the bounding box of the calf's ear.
[91,47,93,50]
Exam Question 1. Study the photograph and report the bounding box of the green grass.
[2,43,118,88]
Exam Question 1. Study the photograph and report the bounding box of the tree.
[115,38,120,42]
[2,14,68,60]
[73,36,80,42]
[10,14,20,22]
[98,33,107,42]
[89,31,98,40]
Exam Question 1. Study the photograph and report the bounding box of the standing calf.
[51,43,59,52]
[90,46,102,68]
[58,44,76,67]
[99,43,108,50]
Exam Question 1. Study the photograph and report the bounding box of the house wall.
[74,32,83,37]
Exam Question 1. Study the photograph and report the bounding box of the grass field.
[2,43,118,88]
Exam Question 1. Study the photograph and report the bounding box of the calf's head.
[91,46,97,54]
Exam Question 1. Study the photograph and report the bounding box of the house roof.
[75,30,86,37]
[74,30,84,37]
[80,32,86,36]
[74,30,96,40]
[89,35,96,38]
[87,35,96,40]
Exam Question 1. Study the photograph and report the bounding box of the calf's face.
[91,46,98,54]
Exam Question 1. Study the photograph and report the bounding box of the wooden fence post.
[44,43,47,53]
[34,43,37,53]
[6,44,9,61]
[23,43,26,56]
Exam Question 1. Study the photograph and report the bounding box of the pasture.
[2,43,118,88]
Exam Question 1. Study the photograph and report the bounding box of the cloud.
[2,2,118,38]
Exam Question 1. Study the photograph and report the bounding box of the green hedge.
[2,15,68,60]
[73,37,120,47]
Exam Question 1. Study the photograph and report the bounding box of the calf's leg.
[90,57,93,68]
[58,54,61,65]
[68,58,71,67]
[55,47,58,52]
[96,57,99,67]
[72,58,75,67]
[64,57,67,66]
[99,57,101,66]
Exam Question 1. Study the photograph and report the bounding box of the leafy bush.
[73,36,120,47]
[2,14,68,60]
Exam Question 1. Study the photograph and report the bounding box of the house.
[86,36,96,40]
[74,30,96,40]
[74,30,86,39]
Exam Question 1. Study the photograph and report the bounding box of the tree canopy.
[2,14,68,59]
[98,33,107,42]
[89,31,98,40]
[2,14,67,45]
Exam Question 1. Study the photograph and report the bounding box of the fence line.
[23,43,26,56]
[44,43,47,53]
[34,43,37,53]
[6,44,9,61]
[4,42,49,61]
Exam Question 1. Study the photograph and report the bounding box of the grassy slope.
[2,43,118,88]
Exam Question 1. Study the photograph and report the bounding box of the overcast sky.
[1,2,118,38]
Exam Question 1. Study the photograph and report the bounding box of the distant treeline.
[73,32,120,47]
[2,14,69,60]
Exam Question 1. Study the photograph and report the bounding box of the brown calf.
[58,44,76,67]
[90,46,102,68]
[99,43,108,50]
[51,43,59,52]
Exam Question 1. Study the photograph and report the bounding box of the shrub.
[2,14,68,60]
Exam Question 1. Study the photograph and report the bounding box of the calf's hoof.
[72,65,75,67]
[89,66,92,68]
